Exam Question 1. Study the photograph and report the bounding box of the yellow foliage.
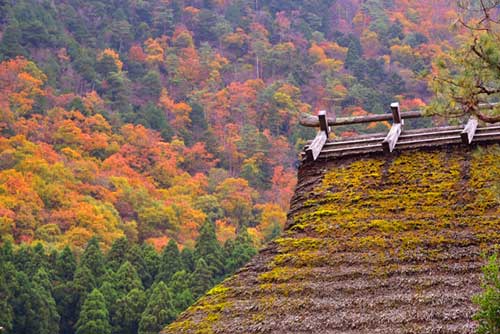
[144,38,165,65]
[98,48,123,71]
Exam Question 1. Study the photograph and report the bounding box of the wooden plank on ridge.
[382,123,402,153]
[461,117,478,144]
[305,131,327,161]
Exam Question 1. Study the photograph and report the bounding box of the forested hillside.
[0,0,461,250]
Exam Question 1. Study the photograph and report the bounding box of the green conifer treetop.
[75,289,112,334]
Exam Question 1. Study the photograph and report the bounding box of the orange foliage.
[267,166,296,210]
[145,236,171,252]
[0,57,47,128]
[159,89,192,132]
[255,203,286,238]
[98,48,123,71]
[308,43,327,62]
[215,220,236,244]
[129,44,147,63]
[144,38,164,65]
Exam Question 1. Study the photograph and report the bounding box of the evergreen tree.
[189,258,213,299]
[13,245,34,275]
[224,228,257,274]
[0,240,14,262]
[105,71,133,117]
[72,265,97,310]
[11,271,34,334]
[169,270,194,314]
[113,288,147,334]
[96,54,120,78]
[75,289,111,334]
[0,262,14,333]
[156,239,182,282]
[11,270,59,334]
[53,280,78,334]
[32,268,60,334]
[99,280,120,334]
[0,20,26,59]
[181,247,195,273]
[344,36,363,70]
[140,71,162,100]
[138,281,176,334]
[141,243,160,283]
[100,281,120,313]
[194,221,224,280]
[56,246,77,282]
[31,243,49,275]
[127,244,153,288]
[80,237,105,280]
[138,103,173,141]
[107,237,130,272]
[116,261,143,294]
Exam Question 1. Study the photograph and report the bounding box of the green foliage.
[107,237,130,272]
[157,239,183,283]
[76,289,112,334]
[224,228,257,274]
[56,246,77,282]
[80,237,105,280]
[0,224,257,334]
[116,261,144,294]
[10,269,59,334]
[125,245,152,288]
[169,270,194,314]
[114,288,147,334]
[141,243,161,286]
[195,221,225,280]
[0,262,14,333]
[429,3,500,122]
[473,254,500,334]
[138,282,176,334]
[72,265,97,310]
[32,268,60,334]
[189,258,214,299]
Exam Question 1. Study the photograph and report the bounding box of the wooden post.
[461,117,478,144]
[391,102,402,124]
[318,110,329,138]
[305,110,329,161]
[382,102,403,153]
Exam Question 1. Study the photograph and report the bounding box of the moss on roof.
[163,144,500,334]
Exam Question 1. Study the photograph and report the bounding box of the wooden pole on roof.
[382,102,403,153]
[305,110,329,161]
[299,110,422,127]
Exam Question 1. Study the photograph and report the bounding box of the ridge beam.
[461,117,478,144]
[306,110,329,161]
[382,102,403,153]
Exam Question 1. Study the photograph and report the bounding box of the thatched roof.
[163,143,500,334]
